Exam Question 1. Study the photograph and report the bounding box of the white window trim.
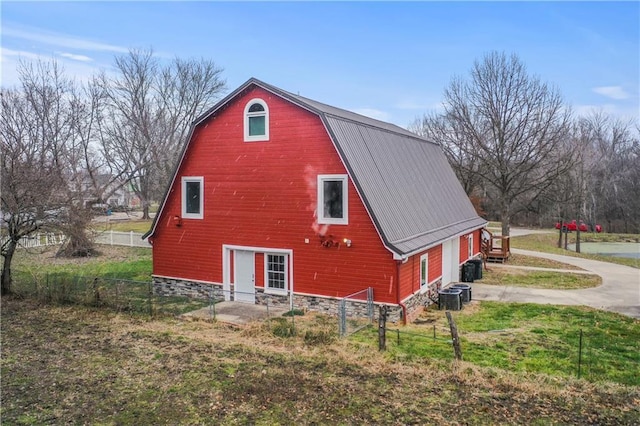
[317,174,348,225]
[468,234,474,259]
[264,252,289,295]
[181,176,204,219]
[244,98,269,142]
[420,253,428,288]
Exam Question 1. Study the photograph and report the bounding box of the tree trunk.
[142,204,150,220]
[557,219,564,248]
[500,202,511,237]
[1,240,17,296]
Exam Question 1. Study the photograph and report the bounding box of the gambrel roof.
[146,78,486,257]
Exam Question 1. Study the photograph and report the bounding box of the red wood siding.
[429,245,443,283]
[151,86,398,303]
[459,230,482,263]
[397,244,443,301]
[255,253,264,288]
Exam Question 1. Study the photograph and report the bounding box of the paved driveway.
[473,248,640,318]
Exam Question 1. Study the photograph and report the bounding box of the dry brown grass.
[2,298,638,425]
[506,253,584,270]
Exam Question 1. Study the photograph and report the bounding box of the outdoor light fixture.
[319,235,352,248]
[173,215,182,227]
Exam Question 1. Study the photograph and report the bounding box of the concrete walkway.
[473,248,640,318]
[182,301,289,325]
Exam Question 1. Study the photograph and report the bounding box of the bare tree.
[414,52,573,236]
[579,112,639,233]
[98,49,226,219]
[0,67,68,293]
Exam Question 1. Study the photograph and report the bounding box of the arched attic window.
[244,98,269,142]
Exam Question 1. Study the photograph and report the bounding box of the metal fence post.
[578,329,583,379]
[147,281,153,316]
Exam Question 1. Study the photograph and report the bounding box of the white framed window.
[265,253,287,294]
[181,176,203,219]
[420,253,428,287]
[468,234,474,259]
[244,98,269,142]
[317,174,348,225]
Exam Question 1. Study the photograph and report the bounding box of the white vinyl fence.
[94,231,151,248]
[3,231,150,250]
[2,233,66,249]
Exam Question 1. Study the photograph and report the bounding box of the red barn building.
[144,78,486,322]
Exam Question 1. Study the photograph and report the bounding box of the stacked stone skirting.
[152,275,447,323]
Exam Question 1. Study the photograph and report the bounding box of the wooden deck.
[481,229,510,263]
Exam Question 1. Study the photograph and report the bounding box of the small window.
[468,234,474,259]
[182,177,203,219]
[266,254,287,293]
[244,98,269,142]
[420,253,428,287]
[317,175,348,225]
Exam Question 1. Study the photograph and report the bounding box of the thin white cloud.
[350,108,390,122]
[1,48,113,88]
[58,52,93,62]
[1,47,43,61]
[3,24,129,54]
[592,86,630,100]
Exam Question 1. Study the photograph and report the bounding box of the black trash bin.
[469,258,483,280]
[438,289,462,311]
[461,262,475,283]
[451,283,472,303]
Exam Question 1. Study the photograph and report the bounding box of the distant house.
[144,78,486,322]
[78,174,139,210]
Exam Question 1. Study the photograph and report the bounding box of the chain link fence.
[338,287,374,337]
[12,271,209,317]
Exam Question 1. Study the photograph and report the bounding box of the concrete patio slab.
[182,301,289,325]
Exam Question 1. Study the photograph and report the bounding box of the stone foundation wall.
[152,276,441,324]
[402,278,443,323]
[153,276,225,300]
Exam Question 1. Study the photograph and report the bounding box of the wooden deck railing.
[481,229,511,263]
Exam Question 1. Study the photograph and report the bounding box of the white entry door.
[234,250,255,303]
[442,240,453,285]
[450,237,460,283]
[441,238,460,285]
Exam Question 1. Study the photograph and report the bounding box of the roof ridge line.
[323,113,439,146]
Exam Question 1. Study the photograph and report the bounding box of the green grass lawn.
[481,268,601,289]
[93,219,153,233]
[12,246,152,282]
[359,302,639,386]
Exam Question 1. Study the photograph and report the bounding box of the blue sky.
[1,1,638,127]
